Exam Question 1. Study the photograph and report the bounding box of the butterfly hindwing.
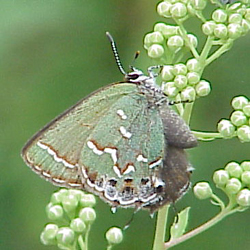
[78,88,166,207]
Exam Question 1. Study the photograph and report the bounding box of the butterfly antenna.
[129,50,140,71]
[106,32,127,76]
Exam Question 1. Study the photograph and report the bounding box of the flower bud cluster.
[157,0,207,20]
[217,96,250,142]
[144,22,198,59]
[161,61,210,101]
[40,189,96,249]
[213,161,250,207]
[203,2,250,40]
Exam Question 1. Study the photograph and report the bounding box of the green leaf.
[170,207,190,240]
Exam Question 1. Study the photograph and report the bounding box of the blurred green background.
[1,0,250,249]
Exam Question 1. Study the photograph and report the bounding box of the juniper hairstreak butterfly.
[21,32,197,213]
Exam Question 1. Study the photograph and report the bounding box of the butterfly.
[21,32,197,213]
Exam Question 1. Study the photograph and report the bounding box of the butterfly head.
[125,66,150,84]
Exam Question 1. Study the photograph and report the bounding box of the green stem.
[206,39,233,66]
[78,235,85,250]
[164,206,238,249]
[153,205,170,250]
[84,225,91,250]
[174,19,199,59]
[192,131,224,141]
[211,194,225,210]
[199,35,214,68]
[183,103,193,124]
[107,244,113,250]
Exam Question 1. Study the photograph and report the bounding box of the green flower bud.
[144,32,165,49]
[50,191,64,205]
[173,63,187,75]
[41,224,58,245]
[179,0,188,4]
[228,23,243,39]
[231,96,248,110]
[228,2,242,11]
[241,19,250,35]
[243,104,250,116]
[241,0,250,5]
[241,161,250,171]
[186,58,201,72]
[217,119,236,138]
[154,23,180,38]
[167,35,184,50]
[193,182,213,199]
[237,125,250,142]
[245,8,250,22]
[58,188,69,196]
[229,13,243,24]
[62,194,79,213]
[40,232,56,246]
[154,22,168,32]
[47,205,64,220]
[163,81,179,97]
[214,24,228,39]
[70,218,86,233]
[56,227,75,246]
[150,31,165,44]
[212,9,228,23]
[213,169,230,187]
[236,189,250,206]
[161,65,175,81]
[186,34,198,48]
[187,3,196,16]
[80,194,96,208]
[106,227,123,245]
[157,1,172,18]
[230,111,247,126]
[241,171,250,185]
[202,21,216,36]
[225,178,242,194]
[195,80,211,97]
[174,75,188,89]
[170,3,187,18]
[180,86,196,101]
[225,162,242,178]
[68,189,85,201]
[190,0,207,10]
[147,44,165,58]
[144,33,153,49]
[79,207,96,224]
[187,72,200,85]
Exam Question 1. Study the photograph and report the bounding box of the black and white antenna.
[106,32,126,76]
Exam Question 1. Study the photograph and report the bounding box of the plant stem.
[183,103,193,124]
[153,205,170,250]
[206,39,233,66]
[164,206,237,249]
[192,131,224,141]
[84,225,91,250]
[78,235,85,250]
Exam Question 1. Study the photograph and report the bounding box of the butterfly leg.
[147,65,163,79]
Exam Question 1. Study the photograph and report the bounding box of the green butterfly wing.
[22,83,137,188]
[79,90,165,206]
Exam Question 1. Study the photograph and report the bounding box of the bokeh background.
[1,0,250,249]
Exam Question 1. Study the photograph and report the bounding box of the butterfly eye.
[127,73,140,80]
